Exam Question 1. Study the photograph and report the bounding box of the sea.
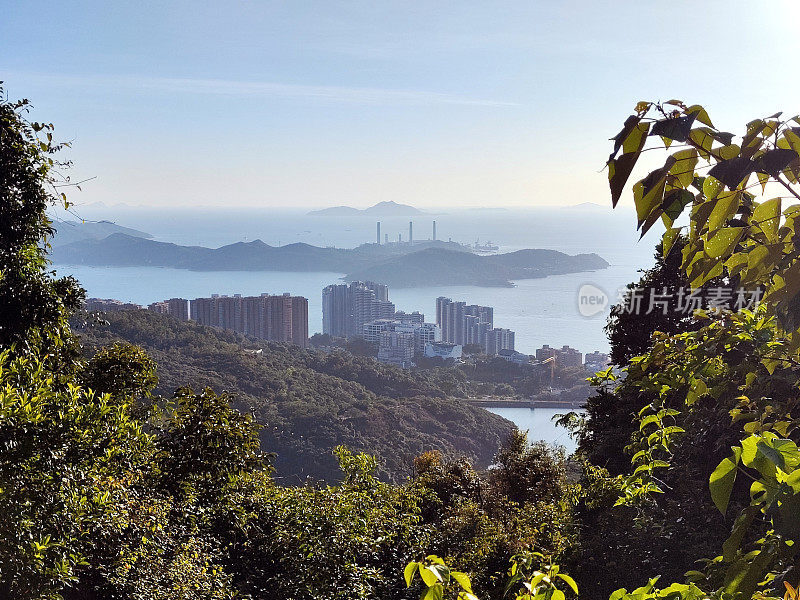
[53,204,657,452]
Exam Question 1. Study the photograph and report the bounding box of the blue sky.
[2,1,799,209]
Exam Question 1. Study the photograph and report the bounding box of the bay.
[485,407,582,454]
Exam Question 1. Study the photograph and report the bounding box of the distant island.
[307,200,424,216]
[53,233,609,288]
[51,219,152,247]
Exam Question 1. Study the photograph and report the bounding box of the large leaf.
[650,113,697,142]
[609,121,651,206]
[704,227,744,259]
[708,157,755,190]
[751,198,781,242]
[709,447,741,514]
[754,148,796,177]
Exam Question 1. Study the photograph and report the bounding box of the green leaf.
[423,584,444,600]
[669,149,699,188]
[704,227,744,259]
[556,573,579,595]
[686,104,713,127]
[709,447,741,514]
[751,197,781,242]
[723,546,775,599]
[609,121,651,207]
[662,227,682,258]
[707,191,741,232]
[420,566,440,586]
[451,571,473,593]
[722,506,757,562]
[702,175,724,201]
[404,562,418,587]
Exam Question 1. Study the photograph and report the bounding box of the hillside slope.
[75,310,513,482]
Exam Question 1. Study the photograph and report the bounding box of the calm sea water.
[486,407,582,454]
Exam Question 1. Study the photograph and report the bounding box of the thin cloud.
[6,72,518,107]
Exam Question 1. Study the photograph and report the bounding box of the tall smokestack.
[377,221,381,244]
[433,220,437,241]
[409,221,413,244]
[384,233,388,244]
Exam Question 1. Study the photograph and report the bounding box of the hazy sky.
[3,1,799,209]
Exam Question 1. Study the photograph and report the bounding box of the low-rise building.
[424,342,463,361]
[535,344,583,368]
[85,298,142,312]
[377,331,415,369]
[585,351,610,371]
[497,349,531,365]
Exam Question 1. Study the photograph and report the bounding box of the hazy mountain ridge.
[53,233,608,287]
[308,200,424,216]
[51,219,152,246]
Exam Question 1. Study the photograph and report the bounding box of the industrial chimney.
[433,220,437,241]
[376,221,381,244]
[409,221,413,244]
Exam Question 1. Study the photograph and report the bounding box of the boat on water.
[473,239,499,253]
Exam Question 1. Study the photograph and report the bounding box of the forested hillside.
[75,310,513,482]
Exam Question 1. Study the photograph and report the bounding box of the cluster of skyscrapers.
[322,281,395,338]
[323,281,447,368]
[321,283,519,368]
[435,297,515,354]
[190,293,308,347]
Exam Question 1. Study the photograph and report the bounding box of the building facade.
[485,328,515,355]
[148,297,189,320]
[190,293,308,347]
[86,298,142,312]
[322,281,395,339]
[536,344,583,368]
[377,331,415,369]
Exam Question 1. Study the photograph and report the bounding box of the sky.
[2,1,800,210]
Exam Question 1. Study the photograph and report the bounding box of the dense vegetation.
[75,310,512,483]
[8,85,800,600]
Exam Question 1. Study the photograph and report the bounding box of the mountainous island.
[307,200,424,216]
[53,233,609,287]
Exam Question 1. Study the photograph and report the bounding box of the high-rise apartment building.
[148,297,189,320]
[322,281,395,339]
[436,297,495,346]
[190,293,308,347]
[485,328,515,355]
